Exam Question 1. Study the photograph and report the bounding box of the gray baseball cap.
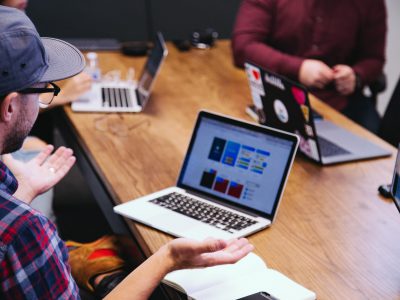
[0,6,85,95]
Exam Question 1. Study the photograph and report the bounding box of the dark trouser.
[93,271,128,299]
[341,93,381,134]
[79,271,128,300]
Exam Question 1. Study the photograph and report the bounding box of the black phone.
[237,292,279,300]
[378,184,392,198]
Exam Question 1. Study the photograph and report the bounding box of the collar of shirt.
[0,160,18,195]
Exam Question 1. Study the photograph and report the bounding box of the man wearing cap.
[0,6,253,299]
[0,4,89,299]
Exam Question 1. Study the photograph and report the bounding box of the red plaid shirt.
[0,160,80,299]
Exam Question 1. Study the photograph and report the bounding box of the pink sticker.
[291,86,306,105]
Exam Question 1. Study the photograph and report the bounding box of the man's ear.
[0,92,19,123]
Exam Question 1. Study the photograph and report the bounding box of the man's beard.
[2,107,34,154]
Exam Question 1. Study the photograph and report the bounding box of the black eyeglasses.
[18,82,61,108]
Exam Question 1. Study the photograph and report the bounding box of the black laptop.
[245,62,391,165]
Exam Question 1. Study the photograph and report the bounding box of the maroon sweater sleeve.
[351,0,387,85]
[232,0,304,79]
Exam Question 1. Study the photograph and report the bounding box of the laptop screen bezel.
[176,110,299,220]
[137,32,168,108]
[391,145,400,213]
[245,61,324,164]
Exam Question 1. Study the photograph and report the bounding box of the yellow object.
[66,236,125,292]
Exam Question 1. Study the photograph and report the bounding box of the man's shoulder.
[0,196,53,249]
[0,197,77,299]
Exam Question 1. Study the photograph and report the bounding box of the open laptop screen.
[137,32,168,107]
[177,111,298,219]
[391,145,400,212]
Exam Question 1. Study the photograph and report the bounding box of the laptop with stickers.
[245,62,390,165]
[114,111,299,240]
[72,32,168,113]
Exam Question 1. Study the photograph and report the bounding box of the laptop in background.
[245,62,391,165]
[114,111,299,240]
[72,32,167,113]
[391,145,400,213]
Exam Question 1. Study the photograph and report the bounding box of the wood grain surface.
[63,41,400,300]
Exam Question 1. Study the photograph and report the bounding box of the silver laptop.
[245,62,391,165]
[72,32,168,113]
[114,111,299,240]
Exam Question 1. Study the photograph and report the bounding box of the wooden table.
[57,41,400,299]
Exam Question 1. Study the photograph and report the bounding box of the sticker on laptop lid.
[304,124,314,137]
[245,65,265,96]
[291,86,306,105]
[273,99,289,123]
[298,134,319,160]
[301,104,310,122]
[251,92,263,109]
[265,73,285,91]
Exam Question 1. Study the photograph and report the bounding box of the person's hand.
[333,64,357,96]
[299,59,334,89]
[102,238,253,299]
[41,72,93,107]
[162,238,254,272]
[2,145,76,204]
[57,72,93,104]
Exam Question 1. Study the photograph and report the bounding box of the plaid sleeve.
[0,214,80,300]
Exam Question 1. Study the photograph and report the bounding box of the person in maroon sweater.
[232,0,387,126]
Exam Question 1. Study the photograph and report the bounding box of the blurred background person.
[232,0,387,132]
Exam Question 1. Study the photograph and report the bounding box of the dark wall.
[26,0,242,41]
[151,0,242,40]
[27,0,148,41]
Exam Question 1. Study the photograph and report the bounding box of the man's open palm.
[3,145,76,203]
[167,238,254,270]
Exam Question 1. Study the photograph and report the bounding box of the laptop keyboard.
[150,192,258,233]
[101,87,134,108]
[318,136,351,157]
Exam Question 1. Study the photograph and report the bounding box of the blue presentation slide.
[181,117,293,214]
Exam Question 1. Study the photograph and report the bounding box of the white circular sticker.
[273,99,289,123]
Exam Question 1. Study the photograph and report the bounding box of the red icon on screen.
[228,182,244,198]
[214,177,229,193]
